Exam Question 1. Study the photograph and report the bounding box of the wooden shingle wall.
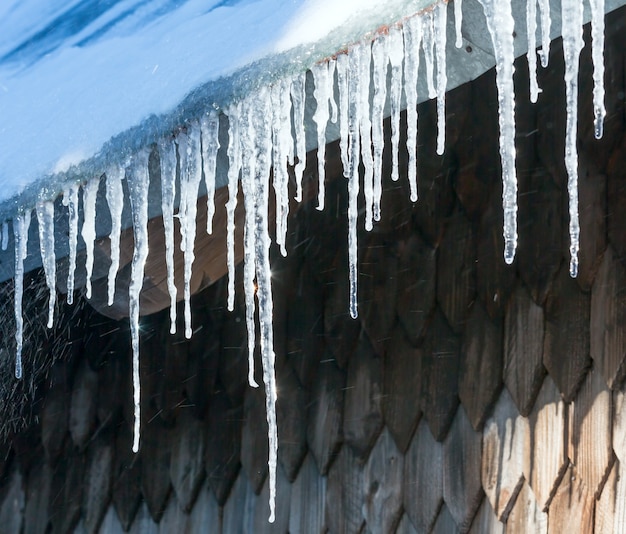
[1,6,626,533]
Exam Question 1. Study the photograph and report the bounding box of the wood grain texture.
[547,465,594,534]
[396,232,436,346]
[543,266,591,402]
[506,481,547,534]
[325,444,365,534]
[289,453,326,534]
[481,389,528,519]
[383,324,422,453]
[363,428,404,533]
[128,502,159,534]
[306,357,345,475]
[98,506,125,534]
[459,300,503,430]
[394,513,418,534]
[590,246,626,389]
[525,376,567,511]
[568,367,614,498]
[468,499,504,534]
[431,504,460,534]
[595,460,626,534]
[443,406,483,532]
[187,486,222,534]
[403,420,443,534]
[613,387,626,464]
[221,472,253,534]
[504,283,546,416]
[343,332,384,460]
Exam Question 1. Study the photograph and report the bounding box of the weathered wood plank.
[343,332,384,460]
[169,409,206,512]
[543,266,591,401]
[140,417,172,522]
[394,513,418,534]
[221,472,253,534]
[431,504,460,534]
[24,459,52,534]
[396,232,436,347]
[128,502,159,534]
[468,498,504,534]
[591,246,626,389]
[525,376,568,511]
[289,453,326,534]
[383,324,422,453]
[422,309,460,441]
[69,359,99,449]
[363,428,404,533]
[307,357,345,475]
[506,481,547,534]
[436,206,476,334]
[83,437,114,534]
[459,300,503,430]
[481,389,527,520]
[504,283,546,416]
[240,385,269,494]
[568,367,613,497]
[614,387,626,464]
[325,444,365,534]
[443,406,483,532]
[98,506,125,534]
[158,491,189,533]
[403,419,443,534]
[595,459,626,534]
[188,485,222,534]
[205,388,242,506]
[547,465,594,534]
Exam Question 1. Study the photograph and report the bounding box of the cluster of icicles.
[0,0,607,522]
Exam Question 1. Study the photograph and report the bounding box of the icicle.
[403,15,423,202]
[35,200,56,329]
[127,149,150,454]
[371,36,388,222]
[105,165,125,307]
[455,0,464,48]
[312,62,331,211]
[336,53,350,177]
[201,111,220,233]
[561,0,584,277]
[290,74,306,202]
[434,2,448,156]
[81,177,99,299]
[527,0,540,103]
[250,85,278,524]
[13,211,30,380]
[271,79,292,256]
[537,0,551,68]
[478,0,518,264]
[159,137,178,333]
[177,124,203,339]
[347,47,361,319]
[1,222,7,250]
[422,12,437,99]
[388,26,404,183]
[358,44,374,232]
[226,105,242,312]
[328,59,338,124]
[240,96,260,389]
[63,185,79,305]
[589,0,606,139]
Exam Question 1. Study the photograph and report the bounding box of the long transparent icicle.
[291,74,306,202]
[127,150,150,453]
[63,185,79,305]
[13,211,31,379]
[1,222,8,250]
[201,111,220,234]
[561,0,584,277]
[359,44,375,232]
[347,47,361,319]
[159,137,178,333]
[105,165,125,307]
[177,124,203,339]
[240,97,260,389]
[388,27,404,182]
[422,13,437,99]
[250,86,279,524]
[371,36,388,221]
[455,0,464,48]
[404,15,423,202]
[478,0,518,264]
[226,105,242,311]
[36,201,56,328]
[589,0,606,139]
[434,2,448,155]
[312,62,331,211]
[527,0,540,103]
[271,79,292,256]
[81,177,99,299]
[336,53,350,177]
[538,0,551,68]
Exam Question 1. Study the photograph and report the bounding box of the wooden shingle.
[140,417,172,522]
[83,437,113,534]
[111,424,141,531]
[325,444,364,534]
[547,465,594,534]
[289,453,326,534]
[595,459,626,534]
[506,481,547,534]
[240,385,269,494]
[24,458,52,534]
